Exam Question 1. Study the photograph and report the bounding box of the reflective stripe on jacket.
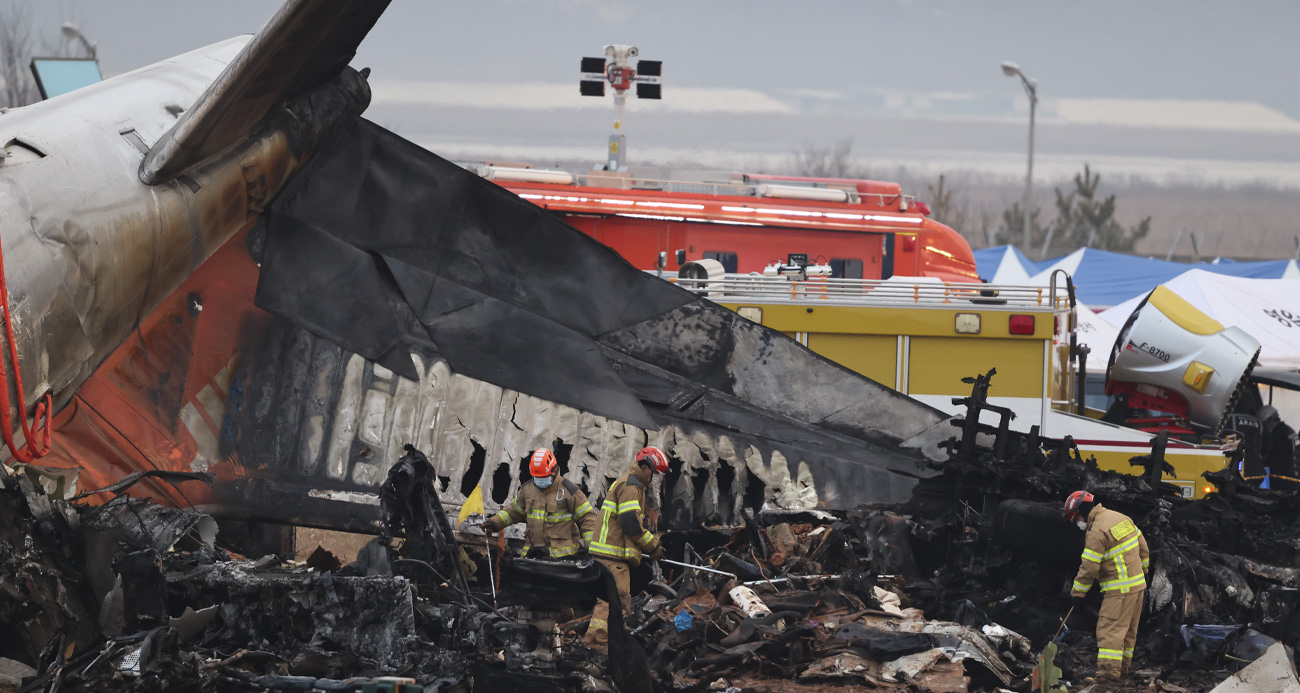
[590,469,657,566]
[1071,504,1150,597]
[492,474,596,557]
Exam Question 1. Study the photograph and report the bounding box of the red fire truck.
[478,166,979,282]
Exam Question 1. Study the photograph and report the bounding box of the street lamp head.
[1001,61,1020,77]
[60,22,97,59]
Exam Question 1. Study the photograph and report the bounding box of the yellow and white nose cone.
[1110,286,1260,431]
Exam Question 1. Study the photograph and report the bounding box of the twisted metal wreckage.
[7,375,1300,691]
[4,0,1300,690]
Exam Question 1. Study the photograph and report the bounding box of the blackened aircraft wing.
[239,118,952,525]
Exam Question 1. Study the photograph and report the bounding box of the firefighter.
[481,448,597,559]
[1064,490,1150,680]
[584,445,669,650]
[1259,405,1298,491]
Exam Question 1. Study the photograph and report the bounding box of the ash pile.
[0,445,668,692]
[7,385,1300,691]
[0,447,594,692]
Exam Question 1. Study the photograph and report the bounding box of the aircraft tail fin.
[140,0,391,184]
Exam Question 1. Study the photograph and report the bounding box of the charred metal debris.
[7,374,1300,691]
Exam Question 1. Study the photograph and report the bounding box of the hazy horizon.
[17,0,1300,257]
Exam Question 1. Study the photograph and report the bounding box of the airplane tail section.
[139,0,391,184]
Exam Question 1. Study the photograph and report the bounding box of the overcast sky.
[33,1,1298,110]
[28,1,1300,186]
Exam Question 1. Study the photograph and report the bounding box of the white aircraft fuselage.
[0,35,366,430]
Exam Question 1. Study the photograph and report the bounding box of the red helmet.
[529,448,557,477]
[636,446,669,474]
[1063,490,1095,523]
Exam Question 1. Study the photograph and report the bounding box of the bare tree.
[0,1,72,109]
[994,164,1150,255]
[1051,164,1151,252]
[926,174,969,235]
[994,201,1047,250]
[976,209,999,249]
[788,138,867,179]
[0,1,40,108]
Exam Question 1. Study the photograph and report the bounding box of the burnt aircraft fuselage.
[0,37,366,427]
[0,14,947,530]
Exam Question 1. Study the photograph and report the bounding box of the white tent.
[1099,269,1300,370]
[1027,248,1087,286]
[986,246,1035,285]
[1011,247,1300,309]
[1074,303,1121,372]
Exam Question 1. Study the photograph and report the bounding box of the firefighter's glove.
[647,544,667,561]
[1070,596,1085,612]
[481,517,502,534]
[526,546,549,560]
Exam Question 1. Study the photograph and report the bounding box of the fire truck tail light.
[1009,315,1035,335]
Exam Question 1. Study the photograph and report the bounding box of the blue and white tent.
[1014,248,1299,308]
[973,245,1042,283]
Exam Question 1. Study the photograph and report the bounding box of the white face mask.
[1076,519,1088,531]
[534,475,553,489]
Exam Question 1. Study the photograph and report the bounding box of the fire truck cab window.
[703,251,738,273]
[830,258,863,279]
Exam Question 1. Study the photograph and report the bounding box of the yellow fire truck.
[674,261,1258,498]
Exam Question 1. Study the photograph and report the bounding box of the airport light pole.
[61,23,97,60]
[1002,61,1037,248]
[579,46,662,171]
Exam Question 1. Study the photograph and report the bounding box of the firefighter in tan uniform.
[584,446,669,649]
[1064,490,1150,680]
[482,448,597,559]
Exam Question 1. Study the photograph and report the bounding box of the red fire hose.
[0,237,51,464]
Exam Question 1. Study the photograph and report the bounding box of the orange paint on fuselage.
[38,225,269,507]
